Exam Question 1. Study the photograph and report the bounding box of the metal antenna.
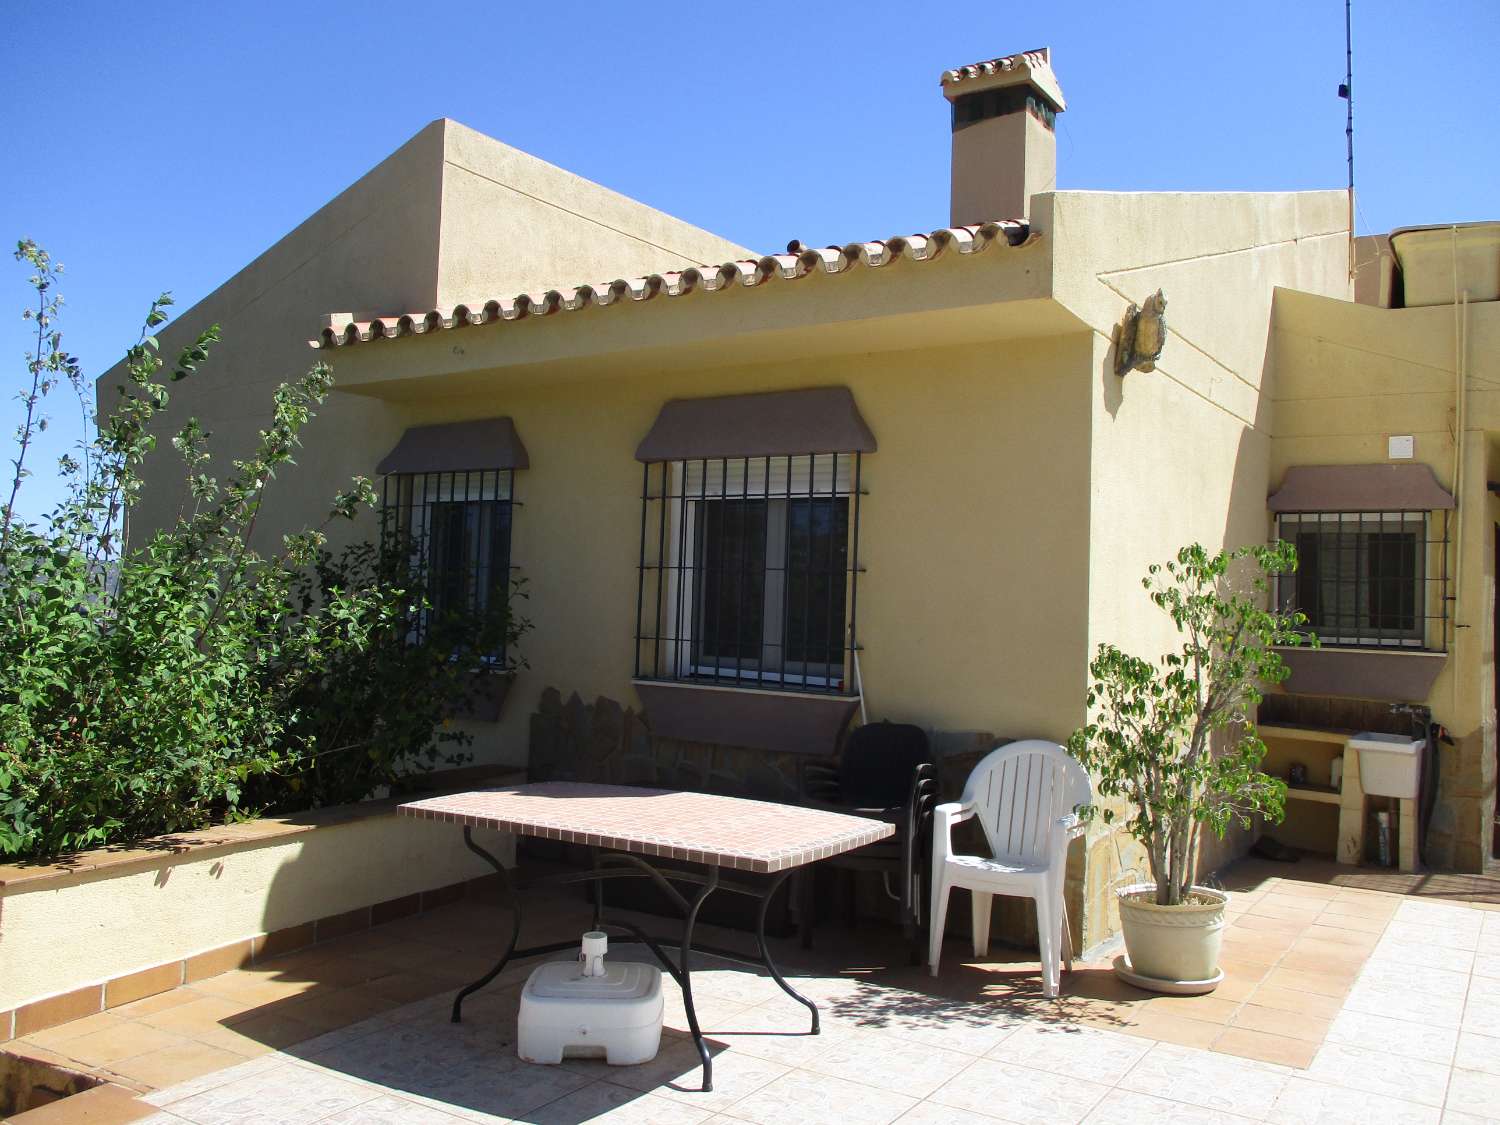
[1338,0,1355,278]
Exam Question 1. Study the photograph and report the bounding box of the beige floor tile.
[0,1082,161,1125]
[191,1010,319,1055]
[1214,953,1278,978]
[1322,896,1402,920]
[1212,1027,1318,1068]
[1236,981,1344,1018]
[107,1040,256,1090]
[1230,1002,1330,1043]
[1253,893,1329,917]
[725,1067,919,1125]
[1225,914,1305,938]
[189,968,329,1006]
[108,990,201,1019]
[1267,881,1341,901]
[1263,966,1353,998]
[275,986,402,1033]
[23,1009,126,1047]
[1278,950,1366,979]
[1288,934,1374,961]
[929,1057,1111,1125]
[1306,916,1388,939]
[1203,975,1258,1004]
[1117,1010,1223,1049]
[46,1020,189,1066]
[1143,994,1242,1025]
[136,994,257,1035]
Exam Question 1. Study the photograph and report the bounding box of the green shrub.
[0,241,527,857]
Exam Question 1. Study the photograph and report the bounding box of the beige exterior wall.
[1032,191,1351,938]
[1271,292,1500,870]
[101,118,748,558]
[0,817,514,1011]
[338,333,1097,768]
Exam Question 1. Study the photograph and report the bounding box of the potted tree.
[1067,542,1312,993]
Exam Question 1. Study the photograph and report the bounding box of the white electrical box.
[1388,434,1415,460]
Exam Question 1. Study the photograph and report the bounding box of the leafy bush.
[0,241,527,857]
[1066,542,1313,906]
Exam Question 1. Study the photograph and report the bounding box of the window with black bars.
[381,469,514,658]
[1275,510,1449,650]
[635,453,862,694]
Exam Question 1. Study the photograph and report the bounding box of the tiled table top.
[398,782,893,873]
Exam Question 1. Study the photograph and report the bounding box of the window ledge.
[1275,646,1447,702]
[446,669,515,723]
[633,679,860,756]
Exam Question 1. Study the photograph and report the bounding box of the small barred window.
[1276,510,1449,650]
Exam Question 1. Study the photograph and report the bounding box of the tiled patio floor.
[10,861,1500,1123]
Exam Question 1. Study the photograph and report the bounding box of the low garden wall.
[0,775,520,1040]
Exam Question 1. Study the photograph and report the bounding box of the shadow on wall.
[257,807,513,958]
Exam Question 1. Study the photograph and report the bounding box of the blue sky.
[2,0,1496,520]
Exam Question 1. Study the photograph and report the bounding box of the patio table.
[398,781,893,1091]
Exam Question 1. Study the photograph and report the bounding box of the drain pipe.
[1449,227,1470,719]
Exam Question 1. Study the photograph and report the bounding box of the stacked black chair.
[798,721,938,962]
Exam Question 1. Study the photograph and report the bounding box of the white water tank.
[517,933,664,1066]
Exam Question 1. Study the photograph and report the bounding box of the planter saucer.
[1112,955,1224,996]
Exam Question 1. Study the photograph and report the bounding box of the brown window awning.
[377,417,529,474]
[1268,464,1455,513]
[635,387,876,463]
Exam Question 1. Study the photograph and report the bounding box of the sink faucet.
[1390,702,1431,739]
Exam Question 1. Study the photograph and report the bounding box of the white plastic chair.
[927,740,1090,997]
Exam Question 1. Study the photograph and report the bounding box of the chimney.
[941,48,1066,227]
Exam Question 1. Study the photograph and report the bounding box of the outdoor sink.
[1347,732,1424,799]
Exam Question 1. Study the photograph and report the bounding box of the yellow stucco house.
[107,49,1497,951]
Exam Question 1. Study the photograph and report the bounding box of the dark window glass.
[428,499,512,621]
[1279,514,1424,646]
[786,498,849,669]
[382,471,514,659]
[694,499,767,665]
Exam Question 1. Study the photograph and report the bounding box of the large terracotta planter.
[1116,883,1227,993]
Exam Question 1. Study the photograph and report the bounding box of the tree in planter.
[0,240,528,857]
[1066,542,1314,907]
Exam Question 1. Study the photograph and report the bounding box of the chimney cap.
[940,47,1066,113]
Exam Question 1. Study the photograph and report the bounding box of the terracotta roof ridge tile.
[311,219,1032,349]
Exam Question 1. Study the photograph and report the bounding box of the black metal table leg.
[756,869,819,1034]
[452,826,522,1024]
[676,866,720,1091]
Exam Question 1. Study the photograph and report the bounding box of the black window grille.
[1276,510,1449,650]
[381,469,514,658]
[635,453,863,694]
